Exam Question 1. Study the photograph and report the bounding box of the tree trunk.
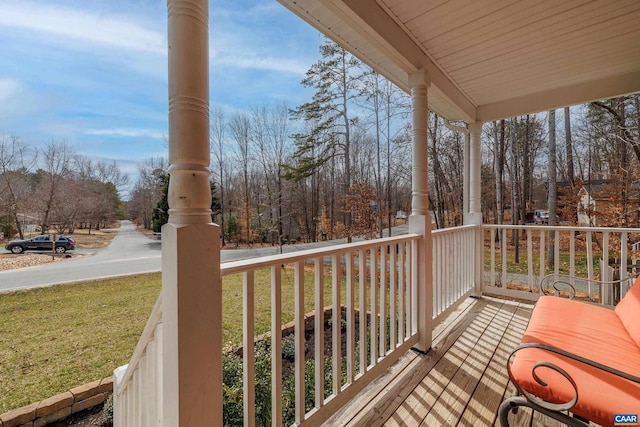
[548,110,557,269]
[564,106,574,186]
[495,120,505,226]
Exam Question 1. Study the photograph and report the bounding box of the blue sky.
[0,0,322,178]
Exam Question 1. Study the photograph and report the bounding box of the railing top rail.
[221,233,421,276]
[432,224,478,234]
[116,294,163,396]
[481,224,640,234]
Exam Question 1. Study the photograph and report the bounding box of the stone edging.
[0,376,113,427]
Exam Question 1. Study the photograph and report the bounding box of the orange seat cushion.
[511,296,640,427]
[615,276,640,347]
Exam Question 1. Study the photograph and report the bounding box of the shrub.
[223,342,273,427]
[100,394,113,427]
[281,334,296,360]
[282,356,333,427]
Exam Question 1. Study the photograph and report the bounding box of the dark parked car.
[4,235,76,254]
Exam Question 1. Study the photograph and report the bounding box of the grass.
[0,274,161,413]
[484,249,602,277]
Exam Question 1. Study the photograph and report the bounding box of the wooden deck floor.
[324,296,571,427]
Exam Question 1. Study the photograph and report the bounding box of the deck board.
[322,296,543,427]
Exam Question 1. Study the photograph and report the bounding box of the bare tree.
[229,111,253,244]
[251,102,293,250]
[210,107,228,245]
[564,106,575,186]
[494,120,506,226]
[548,110,557,269]
[0,133,35,238]
[129,157,168,229]
[36,140,74,233]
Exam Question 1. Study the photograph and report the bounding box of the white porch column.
[408,69,433,352]
[164,1,222,426]
[468,122,482,225]
[463,130,470,224]
[468,122,483,297]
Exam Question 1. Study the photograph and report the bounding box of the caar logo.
[614,414,639,425]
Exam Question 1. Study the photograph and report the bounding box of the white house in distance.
[577,180,640,227]
[577,180,607,227]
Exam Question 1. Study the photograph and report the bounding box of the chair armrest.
[539,274,637,301]
[507,342,640,413]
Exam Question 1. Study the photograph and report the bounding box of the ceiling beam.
[477,70,640,122]
[321,0,477,122]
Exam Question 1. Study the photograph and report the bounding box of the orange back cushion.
[616,276,640,347]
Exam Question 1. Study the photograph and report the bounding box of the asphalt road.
[0,220,162,292]
[0,221,409,292]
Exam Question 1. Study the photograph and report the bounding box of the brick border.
[0,376,113,427]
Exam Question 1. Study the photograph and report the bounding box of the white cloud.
[0,2,165,54]
[85,128,165,140]
[212,51,309,75]
[0,78,22,104]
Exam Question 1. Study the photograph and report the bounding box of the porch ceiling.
[278,0,640,123]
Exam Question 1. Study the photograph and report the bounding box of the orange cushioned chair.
[498,276,640,427]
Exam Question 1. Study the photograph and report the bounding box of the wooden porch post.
[408,69,433,352]
[163,1,222,425]
[468,122,483,297]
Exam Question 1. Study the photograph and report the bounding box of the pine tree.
[287,38,364,241]
[151,172,169,233]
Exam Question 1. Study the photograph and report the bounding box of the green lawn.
[0,265,362,413]
[0,274,161,413]
[484,249,603,277]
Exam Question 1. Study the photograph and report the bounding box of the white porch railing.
[113,227,492,426]
[221,234,421,426]
[482,224,640,304]
[113,296,163,426]
[431,224,478,324]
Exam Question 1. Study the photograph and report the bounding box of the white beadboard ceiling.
[278,0,640,122]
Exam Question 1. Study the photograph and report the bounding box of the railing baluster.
[379,245,387,357]
[501,228,507,288]
[272,265,283,425]
[313,257,324,409]
[398,242,405,344]
[332,254,341,394]
[602,232,611,304]
[490,228,496,287]
[133,369,140,424]
[294,262,305,424]
[539,229,546,281]
[587,231,594,299]
[346,251,355,383]
[358,250,366,374]
[570,229,576,288]
[526,229,533,291]
[553,229,560,276]
[621,231,628,283]
[436,234,442,317]
[431,234,437,318]
[370,248,379,365]
[243,270,255,427]
[445,232,451,305]
[141,353,149,425]
[458,230,463,298]
[389,244,397,350]
[406,241,412,338]
[157,327,163,425]
[410,239,417,334]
